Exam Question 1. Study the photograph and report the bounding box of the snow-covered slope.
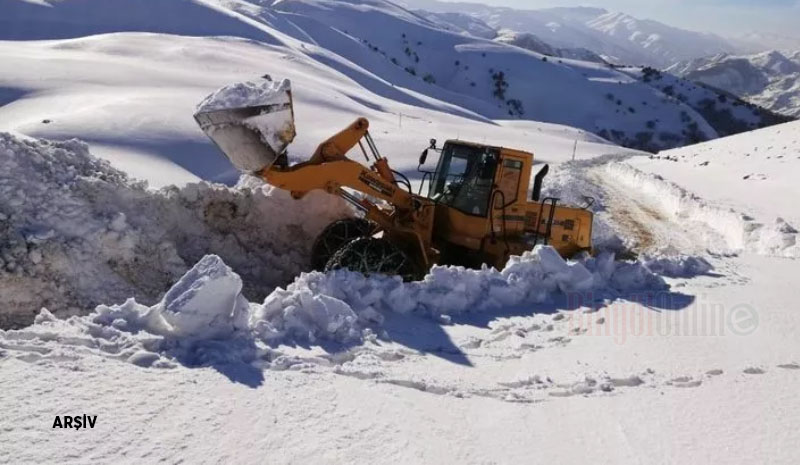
[618,65,794,150]
[635,120,800,228]
[413,10,497,39]
[264,0,727,150]
[3,0,786,158]
[585,11,734,66]
[400,0,738,68]
[667,50,800,118]
[0,28,621,187]
[0,0,282,42]
[494,29,607,64]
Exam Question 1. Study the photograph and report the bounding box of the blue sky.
[447,0,800,38]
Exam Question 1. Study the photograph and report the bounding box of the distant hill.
[667,51,800,118]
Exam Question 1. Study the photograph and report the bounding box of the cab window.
[430,143,499,217]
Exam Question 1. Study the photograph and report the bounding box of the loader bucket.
[194,79,296,173]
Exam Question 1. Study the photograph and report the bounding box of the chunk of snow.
[157,255,249,340]
[196,78,293,113]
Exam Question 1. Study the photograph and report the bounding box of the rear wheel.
[325,237,419,280]
[311,218,375,271]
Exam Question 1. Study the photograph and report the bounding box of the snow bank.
[190,247,669,346]
[640,255,713,278]
[0,247,673,370]
[6,256,254,369]
[0,133,351,328]
[605,162,799,258]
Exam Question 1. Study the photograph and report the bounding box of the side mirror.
[532,164,549,202]
[429,139,437,149]
[419,149,429,166]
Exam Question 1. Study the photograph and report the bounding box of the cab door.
[491,156,526,236]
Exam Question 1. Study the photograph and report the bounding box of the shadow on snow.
[173,287,697,388]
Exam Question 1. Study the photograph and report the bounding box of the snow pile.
[0,246,671,370]
[87,255,249,343]
[640,254,713,278]
[249,246,667,344]
[605,162,799,257]
[11,256,254,369]
[0,133,351,328]
[196,78,293,113]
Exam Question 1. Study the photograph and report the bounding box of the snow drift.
[250,246,669,345]
[605,162,799,257]
[0,133,352,328]
[1,247,673,370]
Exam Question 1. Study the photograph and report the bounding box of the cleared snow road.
[589,166,730,256]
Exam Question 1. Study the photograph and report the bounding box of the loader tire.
[311,218,375,271]
[325,237,418,280]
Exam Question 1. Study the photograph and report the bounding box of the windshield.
[430,143,499,217]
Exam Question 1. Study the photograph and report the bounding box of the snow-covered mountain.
[400,0,738,68]
[252,0,791,150]
[494,29,608,64]
[731,31,800,54]
[413,10,497,39]
[413,12,608,63]
[667,50,800,118]
[3,0,785,156]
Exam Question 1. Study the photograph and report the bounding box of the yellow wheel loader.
[195,80,593,279]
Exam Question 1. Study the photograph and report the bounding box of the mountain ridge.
[667,50,800,117]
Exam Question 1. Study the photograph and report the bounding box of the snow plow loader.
[195,79,593,279]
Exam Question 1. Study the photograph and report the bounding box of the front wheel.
[310,218,375,271]
[325,237,419,280]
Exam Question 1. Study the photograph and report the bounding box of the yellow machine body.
[256,119,593,274]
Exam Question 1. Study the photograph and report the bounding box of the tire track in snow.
[596,162,800,258]
[588,166,729,256]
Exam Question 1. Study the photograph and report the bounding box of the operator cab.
[419,140,501,217]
